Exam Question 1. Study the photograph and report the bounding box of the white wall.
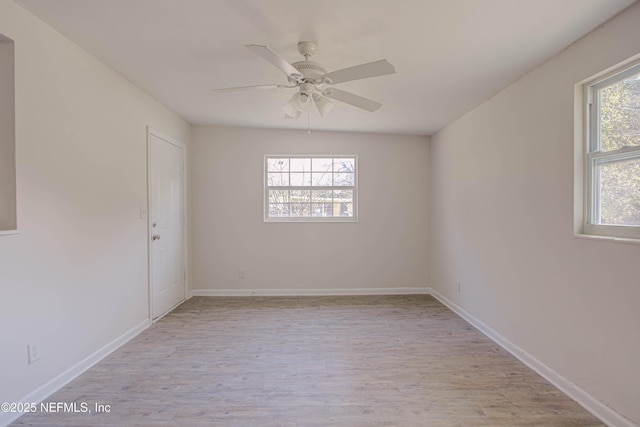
[0,0,190,418]
[191,126,429,293]
[429,3,640,425]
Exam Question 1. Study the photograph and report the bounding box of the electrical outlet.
[27,342,40,364]
[239,270,246,279]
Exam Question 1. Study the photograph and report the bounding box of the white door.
[149,129,185,320]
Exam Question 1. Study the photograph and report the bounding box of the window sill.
[574,233,640,245]
[265,218,358,223]
[0,229,22,236]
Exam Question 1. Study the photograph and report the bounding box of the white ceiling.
[16,0,635,136]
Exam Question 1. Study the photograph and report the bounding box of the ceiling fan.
[213,41,396,119]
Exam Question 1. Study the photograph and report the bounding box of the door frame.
[147,126,188,322]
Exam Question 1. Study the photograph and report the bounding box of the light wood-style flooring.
[12,295,603,426]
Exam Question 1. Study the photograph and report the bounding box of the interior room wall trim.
[0,320,150,427]
[189,287,432,298]
[429,289,636,427]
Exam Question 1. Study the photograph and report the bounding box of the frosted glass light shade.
[283,100,301,118]
[313,94,334,117]
[291,91,312,112]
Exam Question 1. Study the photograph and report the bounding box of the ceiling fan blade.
[212,84,292,93]
[323,88,382,112]
[324,59,396,85]
[245,44,303,82]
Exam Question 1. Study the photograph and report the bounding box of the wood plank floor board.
[11,295,604,426]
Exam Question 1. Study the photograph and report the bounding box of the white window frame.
[576,58,640,242]
[264,155,358,223]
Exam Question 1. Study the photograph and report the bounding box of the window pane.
[267,172,289,186]
[598,71,640,152]
[269,189,289,203]
[290,189,310,203]
[333,189,353,201]
[312,203,333,217]
[311,189,332,203]
[337,203,353,217]
[267,158,289,172]
[290,203,310,217]
[312,158,333,172]
[290,158,311,171]
[597,157,640,225]
[312,172,332,186]
[269,203,289,217]
[334,158,355,172]
[290,172,311,186]
[334,173,355,186]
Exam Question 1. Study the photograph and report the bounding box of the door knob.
[152,234,161,241]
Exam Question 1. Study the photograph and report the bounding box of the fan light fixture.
[313,93,334,117]
[292,91,312,110]
[284,90,335,119]
[283,102,300,119]
[284,92,310,118]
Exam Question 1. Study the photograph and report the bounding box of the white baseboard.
[429,289,636,427]
[189,286,432,298]
[1,319,151,427]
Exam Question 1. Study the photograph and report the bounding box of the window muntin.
[585,62,640,237]
[265,155,357,222]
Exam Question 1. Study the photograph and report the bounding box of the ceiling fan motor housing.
[290,61,327,84]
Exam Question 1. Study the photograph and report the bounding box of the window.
[264,155,357,222]
[582,61,640,240]
[0,35,16,233]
